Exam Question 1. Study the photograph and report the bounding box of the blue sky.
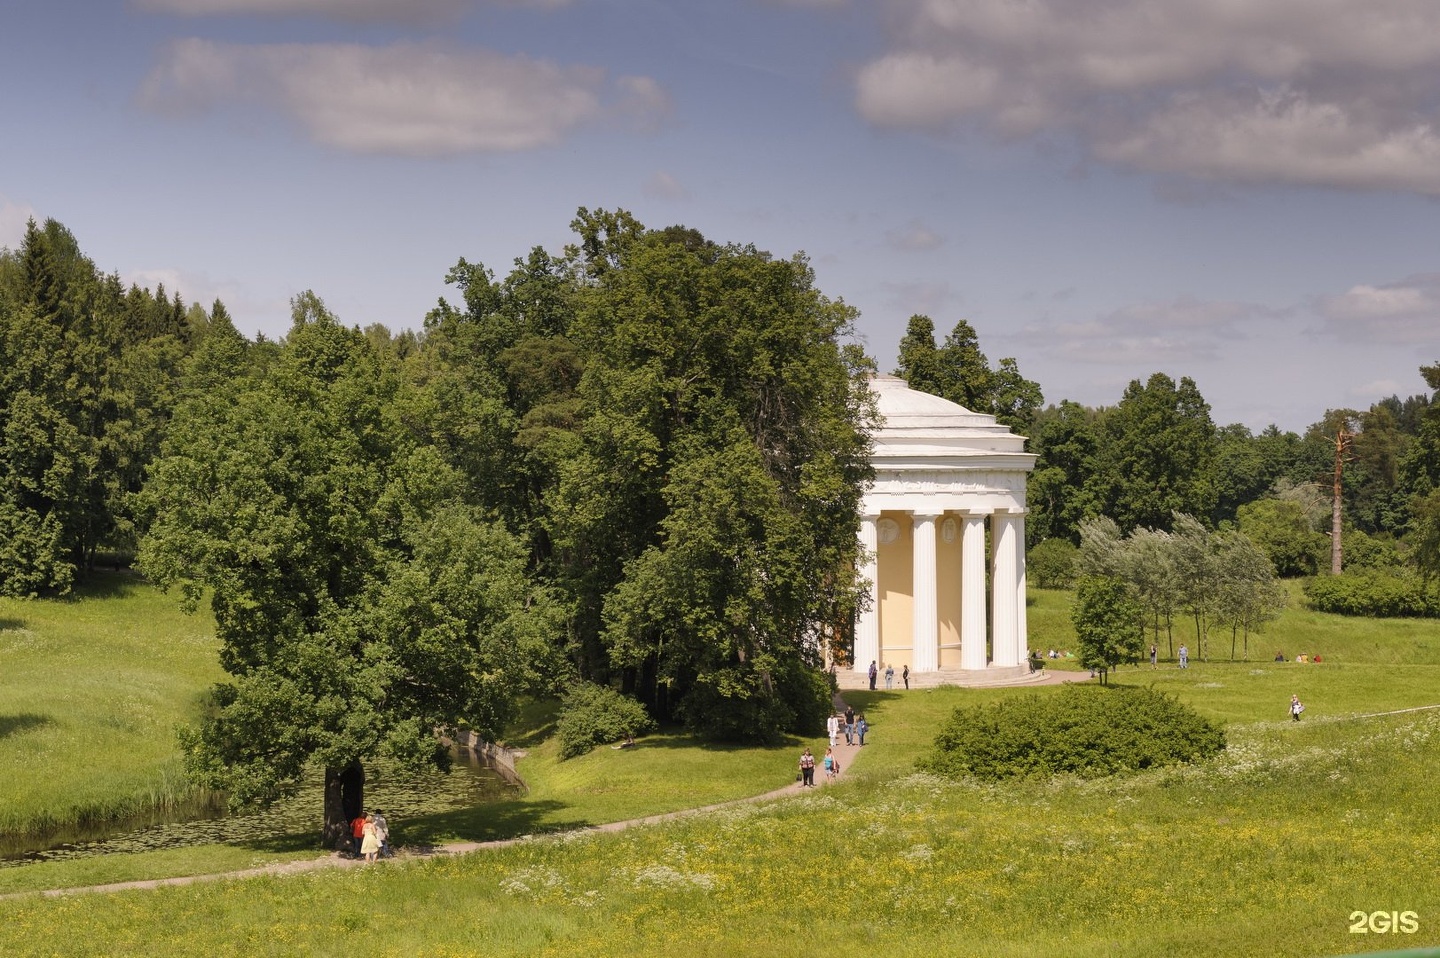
[4,0,1440,433]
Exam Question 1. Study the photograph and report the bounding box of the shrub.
[556,683,657,759]
[922,685,1225,781]
[1303,570,1436,618]
[1029,538,1078,589]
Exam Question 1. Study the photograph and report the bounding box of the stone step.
[833,664,1057,690]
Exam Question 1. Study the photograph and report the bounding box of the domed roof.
[867,374,1031,459]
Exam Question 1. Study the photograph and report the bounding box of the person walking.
[799,747,816,787]
[360,813,381,864]
[823,747,837,781]
[373,809,390,858]
[857,713,869,746]
[844,705,856,746]
[1178,644,1189,669]
[1290,694,1304,721]
[826,712,839,748]
[349,812,368,859]
[868,660,878,690]
[902,664,909,690]
[1149,644,1158,669]
[884,663,894,689]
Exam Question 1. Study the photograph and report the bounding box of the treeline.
[0,219,228,595]
[897,315,1440,615]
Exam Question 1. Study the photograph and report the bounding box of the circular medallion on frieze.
[877,518,900,543]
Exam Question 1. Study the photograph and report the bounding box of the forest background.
[3,210,1439,835]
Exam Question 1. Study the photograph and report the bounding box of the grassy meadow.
[0,574,225,839]
[1,578,1439,956]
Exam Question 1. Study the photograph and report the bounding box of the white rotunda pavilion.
[850,375,1037,687]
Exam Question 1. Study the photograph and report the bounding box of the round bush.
[556,683,657,759]
[923,685,1225,780]
[1303,570,1436,618]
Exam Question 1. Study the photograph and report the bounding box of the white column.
[911,511,941,672]
[1014,513,1028,663]
[855,514,880,676]
[960,512,989,671]
[991,512,1020,667]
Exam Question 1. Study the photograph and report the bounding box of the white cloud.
[133,0,569,24]
[884,219,944,251]
[1313,274,1440,345]
[138,39,670,155]
[643,170,689,201]
[854,0,1440,194]
[0,195,39,250]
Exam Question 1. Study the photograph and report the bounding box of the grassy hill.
[0,578,1437,956]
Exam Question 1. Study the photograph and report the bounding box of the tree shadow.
[66,571,143,602]
[387,797,576,847]
[0,617,23,632]
[0,713,52,739]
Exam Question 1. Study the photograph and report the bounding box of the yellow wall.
[875,511,913,670]
[936,513,963,669]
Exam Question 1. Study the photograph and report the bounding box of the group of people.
[349,809,391,863]
[803,705,873,786]
[1275,651,1322,663]
[826,706,869,747]
[798,746,844,786]
[867,660,909,690]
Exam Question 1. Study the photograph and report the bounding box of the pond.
[0,748,518,867]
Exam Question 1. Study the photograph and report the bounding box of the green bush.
[1303,570,1436,618]
[923,685,1225,780]
[1029,538,1078,589]
[556,683,657,759]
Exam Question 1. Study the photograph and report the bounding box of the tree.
[1072,576,1145,684]
[894,315,942,394]
[1091,373,1216,533]
[1169,514,1221,661]
[140,298,557,845]
[1236,498,1327,577]
[1027,400,1101,544]
[426,212,875,742]
[894,316,1042,433]
[1213,531,1286,660]
[1410,488,1440,591]
[1124,526,1181,658]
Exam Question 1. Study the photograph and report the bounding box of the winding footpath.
[2,690,881,901]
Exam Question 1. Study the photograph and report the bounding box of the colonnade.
[855,509,1027,674]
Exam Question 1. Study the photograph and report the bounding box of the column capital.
[911,509,945,520]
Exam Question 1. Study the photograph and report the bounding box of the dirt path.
[2,692,874,901]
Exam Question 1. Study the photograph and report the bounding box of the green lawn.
[2,579,1439,957]
[0,573,225,838]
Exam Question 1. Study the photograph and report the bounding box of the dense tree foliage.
[0,219,197,595]
[893,314,1043,433]
[140,297,560,844]
[423,210,875,742]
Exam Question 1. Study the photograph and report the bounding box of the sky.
[4,0,1440,434]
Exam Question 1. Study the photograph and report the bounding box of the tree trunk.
[323,761,365,852]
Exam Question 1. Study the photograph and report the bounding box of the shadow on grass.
[67,571,143,602]
[0,713,52,739]
[0,618,23,632]
[390,798,576,846]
